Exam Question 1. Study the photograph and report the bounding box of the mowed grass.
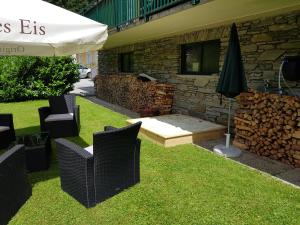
[0,97,299,225]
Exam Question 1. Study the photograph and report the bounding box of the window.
[87,51,91,64]
[77,54,81,64]
[181,40,220,75]
[119,52,134,73]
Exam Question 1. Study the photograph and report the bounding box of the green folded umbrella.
[216,23,247,99]
[213,23,248,157]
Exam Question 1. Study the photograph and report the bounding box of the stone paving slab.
[197,138,299,188]
[70,78,95,96]
[236,154,293,175]
[276,168,300,187]
[86,97,139,118]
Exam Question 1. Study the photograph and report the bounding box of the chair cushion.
[84,145,93,155]
[0,126,10,132]
[45,113,74,122]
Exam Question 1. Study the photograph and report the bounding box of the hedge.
[0,56,79,102]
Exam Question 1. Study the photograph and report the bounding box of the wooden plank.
[162,128,226,147]
[292,130,300,139]
[164,136,193,147]
[236,133,252,141]
[294,154,300,160]
[138,125,226,148]
[139,127,166,146]
[127,114,226,139]
[235,125,254,133]
[127,114,226,147]
[234,116,252,125]
[192,129,225,143]
[233,140,248,150]
[292,144,300,151]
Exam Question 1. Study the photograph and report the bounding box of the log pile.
[95,75,175,116]
[233,91,300,167]
[153,84,175,115]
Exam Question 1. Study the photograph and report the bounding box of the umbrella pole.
[213,97,241,157]
[225,98,231,148]
[227,98,231,134]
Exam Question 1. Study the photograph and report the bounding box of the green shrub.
[0,56,79,102]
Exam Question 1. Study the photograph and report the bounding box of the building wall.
[76,51,99,78]
[98,10,300,125]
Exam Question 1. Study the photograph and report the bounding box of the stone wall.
[95,75,175,116]
[98,10,300,125]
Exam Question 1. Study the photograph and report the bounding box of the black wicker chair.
[0,145,32,225]
[55,122,142,208]
[0,113,16,149]
[38,95,80,138]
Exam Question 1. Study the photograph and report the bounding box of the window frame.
[119,52,134,73]
[181,39,220,75]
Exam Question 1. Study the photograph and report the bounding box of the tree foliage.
[0,1,91,102]
[45,0,94,14]
[0,56,79,102]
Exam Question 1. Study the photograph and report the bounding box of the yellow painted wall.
[76,51,98,78]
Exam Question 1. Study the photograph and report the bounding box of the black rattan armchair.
[38,95,80,138]
[55,122,142,208]
[0,113,16,149]
[0,145,32,224]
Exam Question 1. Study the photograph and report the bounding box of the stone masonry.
[98,10,300,125]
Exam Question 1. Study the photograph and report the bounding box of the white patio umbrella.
[0,0,108,56]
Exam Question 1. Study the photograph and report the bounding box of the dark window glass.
[181,40,220,75]
[185,44,202,73]
[119,52,133,73]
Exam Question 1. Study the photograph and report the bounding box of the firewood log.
[235,90,300,167]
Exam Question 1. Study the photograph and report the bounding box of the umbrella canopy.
[0,0,108,56]
[216,23,247,98]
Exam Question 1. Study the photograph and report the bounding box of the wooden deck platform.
[127,114,226,147]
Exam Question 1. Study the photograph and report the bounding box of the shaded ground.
[86,96,139,118]
[70,78,95,96]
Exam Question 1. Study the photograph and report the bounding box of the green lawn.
[1,97,299,225]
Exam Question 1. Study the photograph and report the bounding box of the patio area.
[70,78,95,97]
[1,97,299,225]
[127,114,226,147]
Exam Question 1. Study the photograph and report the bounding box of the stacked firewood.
[153,84,175,115]
[95,75,175,116]
[233,91,300,167]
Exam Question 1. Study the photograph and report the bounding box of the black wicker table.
[13,132,51,172]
